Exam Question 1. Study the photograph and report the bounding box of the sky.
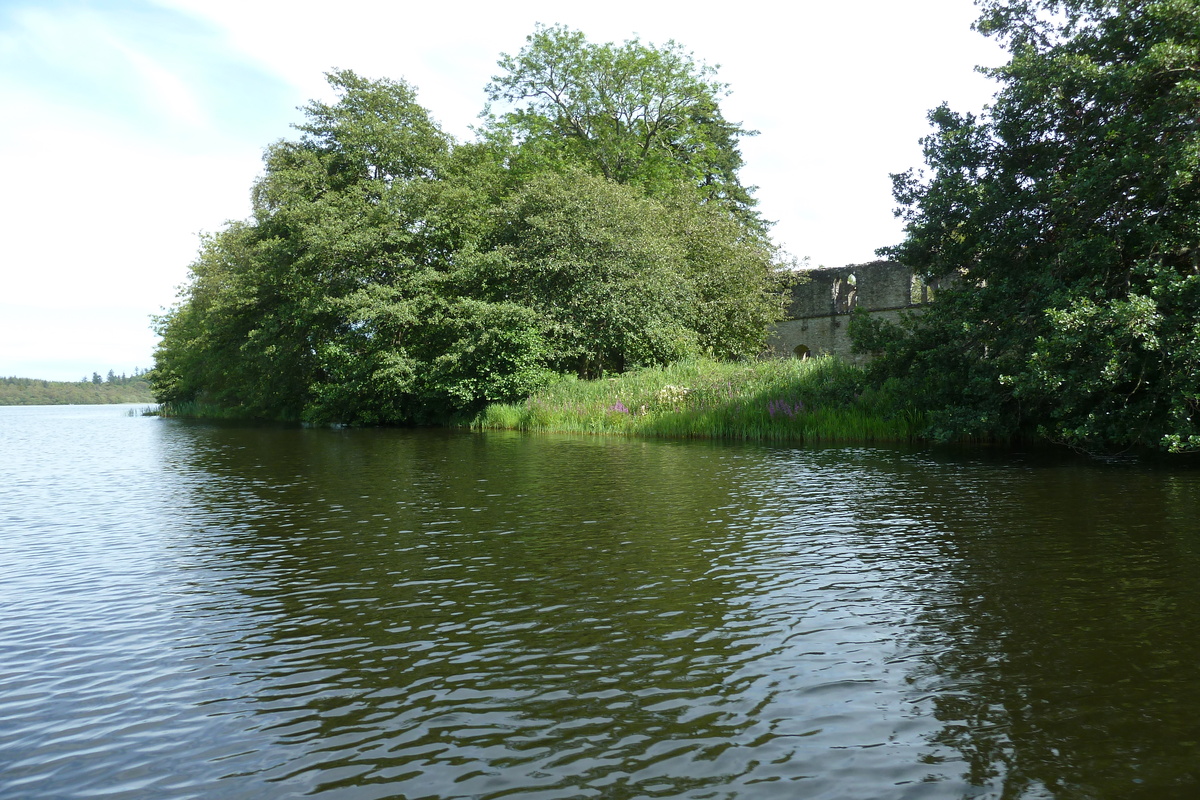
[0,0,1008,381]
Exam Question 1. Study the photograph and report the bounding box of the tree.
[455,169,712,377]
[154,35,786,425]
[154,70,453,420]
[861,0,1200,452]
[485,24,761,228]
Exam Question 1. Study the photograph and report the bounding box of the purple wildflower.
[767,398,805,419]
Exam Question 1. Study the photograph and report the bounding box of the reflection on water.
[2,405,1199,799]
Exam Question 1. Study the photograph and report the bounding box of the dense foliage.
[153,34,784,425]
[859,0,1200,453]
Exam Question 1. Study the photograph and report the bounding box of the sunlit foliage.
[154,38,785,425]
[859,0,1200,453]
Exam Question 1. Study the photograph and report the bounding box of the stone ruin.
[768,260,932,362]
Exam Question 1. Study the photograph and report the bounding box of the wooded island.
[152,1,1200,455]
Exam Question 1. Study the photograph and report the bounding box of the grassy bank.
[473,357,922,443]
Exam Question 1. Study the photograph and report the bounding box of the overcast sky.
[0,0,1007,381]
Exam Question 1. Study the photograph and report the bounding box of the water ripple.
[4,411,1200,798]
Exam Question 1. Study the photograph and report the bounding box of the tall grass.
[473,357,923,443]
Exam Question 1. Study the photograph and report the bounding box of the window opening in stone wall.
[911,273,935,304]
[831,273,858,314]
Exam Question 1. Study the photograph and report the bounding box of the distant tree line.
[78,367,152,386]
[1,370,154,406]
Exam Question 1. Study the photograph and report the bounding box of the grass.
[472,356,923,443]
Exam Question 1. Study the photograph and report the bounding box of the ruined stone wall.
[768,260,927,362]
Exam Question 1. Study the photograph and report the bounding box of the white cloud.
[109,38,210,130]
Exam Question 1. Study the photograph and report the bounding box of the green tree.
[154,35,785,425]
[485,24,761,228]
[154,70,452,420]
[861,0,1200,452]
[464,168,781,377]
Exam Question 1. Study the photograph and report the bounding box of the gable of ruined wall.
[770,260,932,361]
[784,260,917,319]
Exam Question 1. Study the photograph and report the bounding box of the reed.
[473,357,922,443]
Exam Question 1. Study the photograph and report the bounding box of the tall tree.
[154,71,452,420]
[485,24,761,228]
[862,0,1200,452]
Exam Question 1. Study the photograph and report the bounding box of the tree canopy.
[484,24,761,228]
[858,0,1200,453]
[153,35,785,425]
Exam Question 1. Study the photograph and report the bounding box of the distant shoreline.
[0,376,154,406]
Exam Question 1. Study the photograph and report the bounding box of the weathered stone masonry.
[768,260,930,362]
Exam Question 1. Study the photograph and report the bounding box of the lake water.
[3,404,1200,799]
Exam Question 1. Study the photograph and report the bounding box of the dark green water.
[2,405,1200,799]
